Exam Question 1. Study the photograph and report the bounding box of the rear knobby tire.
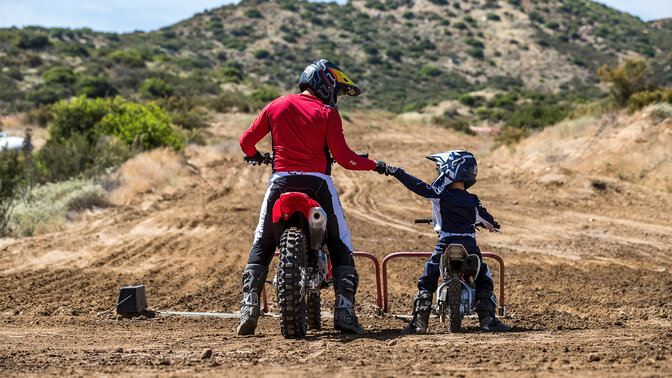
[307,291,321,330]
[277,227,307,339]
[448,279,463,333]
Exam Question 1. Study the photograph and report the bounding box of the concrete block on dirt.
[116,285,147,316]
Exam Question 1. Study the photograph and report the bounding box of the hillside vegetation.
[1,0,671,115]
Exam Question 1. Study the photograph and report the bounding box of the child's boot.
[402,290,432,333]
[476,292,511,332]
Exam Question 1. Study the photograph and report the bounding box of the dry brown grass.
[109,148,184,206]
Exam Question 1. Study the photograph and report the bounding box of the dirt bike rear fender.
[272,192,326,250]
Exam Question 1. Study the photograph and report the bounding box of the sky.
[0,0,671,33]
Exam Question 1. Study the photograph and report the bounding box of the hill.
[1,0,671,115]
[1,106,671,375]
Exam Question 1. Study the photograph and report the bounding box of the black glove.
[245,151,265,165]
[385,165,400,177]
[373,160,387,174]
[493,220,501,230]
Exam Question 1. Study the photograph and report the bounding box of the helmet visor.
[329,68,361,96]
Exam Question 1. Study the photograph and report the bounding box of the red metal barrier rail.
[261,251,382,314]
[381,252,506,316]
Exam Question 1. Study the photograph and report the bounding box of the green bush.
[458,94,477,106]
[244,8,263,18]
[42,66,77,86]
[249,87,281,103]
[420,65,441,77]
[453,22,468,30]
[463,37,484,48]
[253,49,271,59]
[58,43,89,57]
[172,109,208,130]
[402,11,414,19]
[108,49,147,68]
[487,13,501,21]
[598,59,655,107]
[466,48,484,59]
[506,104,567,129]
[11,177,108,236]
[386,48,403,62]
[27,86,63,106]
[0,150,24,236]
[76,76,117,98]
[494,126,529,147]
[96,101,183,150]
[220,67,244,83]
[628,90,664,113]
[139,78,174,99]
[528,11,544,23]
[432,114,475,135]
[14,32,51,50]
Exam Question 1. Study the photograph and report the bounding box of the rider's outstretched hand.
[373,160,387,174]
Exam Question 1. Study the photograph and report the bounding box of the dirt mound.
[0,111,671,376]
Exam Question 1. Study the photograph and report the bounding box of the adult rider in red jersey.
[237,59,388,335]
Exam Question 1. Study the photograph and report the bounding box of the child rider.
[380,150,511,332]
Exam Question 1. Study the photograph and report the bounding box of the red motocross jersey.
[240,93,376,174]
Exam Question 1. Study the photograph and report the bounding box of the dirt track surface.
[1,111,671,376]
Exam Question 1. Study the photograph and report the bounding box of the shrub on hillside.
[96,101,183,150]
[244,8,263,18]
[220,67,244,83]
[13,32,51,50]
[139,78,174,99]
[598,59,656,107]
[506,104,567,129]
[249,87,281,103]
[76,76,117,98]
[647,103,672,123]
[628,89,672,113]
[420,65,441,77]
[108,49,148,68]
[38,97,183,182]
[0,150,24,236]
[58,43,89,58]
[253,49,271,59]
[42,66,77,86]
[494,126,529,147]
[432,114,475,135]
[26,86,63,106]
[11,178,108,236]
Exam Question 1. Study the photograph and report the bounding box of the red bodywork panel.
[272,192,321,224]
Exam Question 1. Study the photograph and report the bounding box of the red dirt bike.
[414,217,500,332]
[245,152,367,338]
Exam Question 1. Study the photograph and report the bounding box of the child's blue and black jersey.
[394,169,497,237]
[392,168,496,296]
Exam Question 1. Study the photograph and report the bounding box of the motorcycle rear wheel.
[277,227,307,339]
[448,279,463,333]
[307,291,321,330]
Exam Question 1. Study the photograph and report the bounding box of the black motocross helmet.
[298,59,361,109]
[425,150,478,190]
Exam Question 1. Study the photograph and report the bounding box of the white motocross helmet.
[425,150,478,190]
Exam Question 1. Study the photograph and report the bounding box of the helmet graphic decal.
[425,150,477,190]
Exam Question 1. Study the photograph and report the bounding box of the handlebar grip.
[414,218,432,224]
[358,153,369,158]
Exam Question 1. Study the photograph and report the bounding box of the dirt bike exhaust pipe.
[308,207,327,251]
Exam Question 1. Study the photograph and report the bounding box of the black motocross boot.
[401,290,432,333]
[333,265,366,334]
[476,292,511,332]
[236,264,269,336]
